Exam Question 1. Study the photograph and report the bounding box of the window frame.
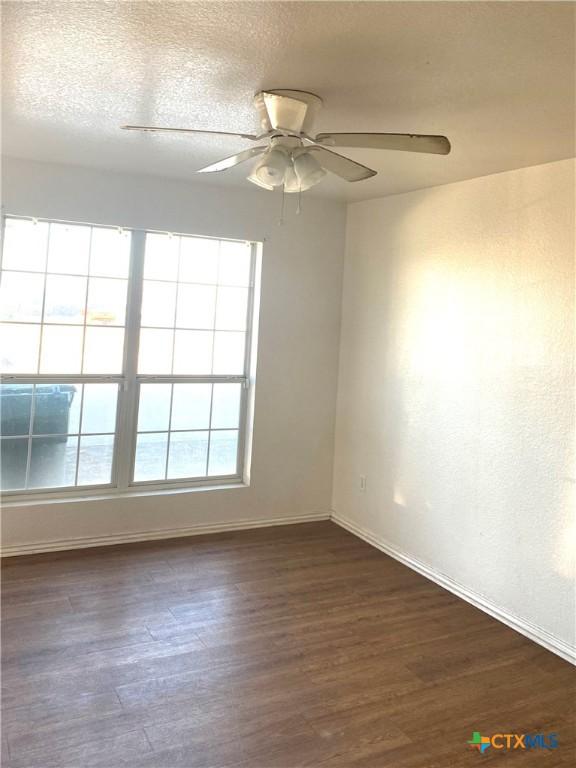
[0,216,259,501]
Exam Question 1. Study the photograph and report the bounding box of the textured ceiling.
[1,1,574,201]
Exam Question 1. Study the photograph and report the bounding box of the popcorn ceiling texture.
[1,1,574,200]
[333,159,575,649]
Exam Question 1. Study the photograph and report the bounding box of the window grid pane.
[0,219,129,376]
[133,382,242,482]
[138,234,251,376]
[1,217,254,495]
[0,382,119,491]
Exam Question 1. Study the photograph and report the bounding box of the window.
[0,216,258,497]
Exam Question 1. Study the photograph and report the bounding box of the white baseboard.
[4,508,573,666]
[331,512,576,666]
[0,511,331,557]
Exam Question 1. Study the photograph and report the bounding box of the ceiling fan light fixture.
[253,146,290,187]
[247,166,275,190]
[293,152,326,189]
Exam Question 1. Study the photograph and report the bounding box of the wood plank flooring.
[1,521,574,767]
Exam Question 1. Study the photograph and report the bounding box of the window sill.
[1,480,248,508]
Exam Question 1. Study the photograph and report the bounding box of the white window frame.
[0,216,259,501]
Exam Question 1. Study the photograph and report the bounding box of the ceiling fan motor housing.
[254,89,323,135]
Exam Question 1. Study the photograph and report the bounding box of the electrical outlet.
[359,475,367,492]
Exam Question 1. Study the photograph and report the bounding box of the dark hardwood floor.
[1,521,574,767]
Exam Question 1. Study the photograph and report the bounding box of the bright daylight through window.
[0,216,258,496]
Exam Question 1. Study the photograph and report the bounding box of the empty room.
[0,1,574,766]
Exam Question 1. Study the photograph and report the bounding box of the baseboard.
[0,511,331,557]
[331,512,575,666]
[5,509,572,665]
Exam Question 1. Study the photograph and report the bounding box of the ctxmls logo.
[468,731,558,753]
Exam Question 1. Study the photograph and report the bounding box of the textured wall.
[333,159,575,649]
[1,157,346,549]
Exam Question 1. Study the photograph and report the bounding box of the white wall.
[333,159,575,655]
[1,157,346,551]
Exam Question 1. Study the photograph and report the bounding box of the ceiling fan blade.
[261,92,308,133]
[196,146,268,173]
[307,146,376,182]
[121,125,259,141]
[315,133,451,155]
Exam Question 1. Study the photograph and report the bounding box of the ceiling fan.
[122,89,451,193]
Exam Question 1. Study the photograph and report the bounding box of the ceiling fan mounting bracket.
[255,89,323,106]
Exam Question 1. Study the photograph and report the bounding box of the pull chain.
[296,186,302,215]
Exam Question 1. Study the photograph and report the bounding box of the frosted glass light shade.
[247,168,274,190]
[294,152,326,189]
[253,147,289,187]
[247,148,326,193]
